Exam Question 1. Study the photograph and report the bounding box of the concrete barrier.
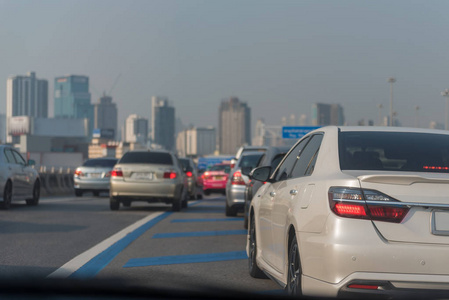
[38,171,74,196]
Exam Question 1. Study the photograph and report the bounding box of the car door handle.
[290,189,298,196]
[270,191,276,197]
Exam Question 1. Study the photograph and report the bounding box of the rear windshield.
[238,153,264,169]
[179,158,193,171]
[119,152,173,165]
[339,131,449,173]
[209,164,231,173]
[83,158,118,167]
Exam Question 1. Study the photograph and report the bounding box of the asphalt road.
[0,193,282,295]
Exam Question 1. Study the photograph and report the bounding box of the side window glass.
[290,134,323,179]
[274,137,309,182]
[12,150,26,165]
[4,149,16,164]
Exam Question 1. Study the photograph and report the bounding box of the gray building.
[176,127,216,157]
[124,114,148,145]
[94,94,118,140]
[219,97,251,155]
[311,103,345,126]
[151,96,175,151]
[6,71,48,143]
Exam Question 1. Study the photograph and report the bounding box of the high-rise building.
[94,93,118,140]
[311,103,345,126]
[151,96,175,151]
[54,75,94,137]
[176,127,216,157]
[124,114,148,145]
[218,97,251,155]
[6,71,48,143]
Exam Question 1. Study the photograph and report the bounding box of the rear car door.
[4,148,24,198]
[271,134,323,271]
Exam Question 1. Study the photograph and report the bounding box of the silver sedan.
[0,145,40,209]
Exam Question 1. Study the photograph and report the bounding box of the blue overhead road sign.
[282,126,320,139]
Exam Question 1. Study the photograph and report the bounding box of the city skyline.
[2,1,449,133]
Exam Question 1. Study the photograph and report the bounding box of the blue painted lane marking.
[69,212,172,279]
[153,229,247,239]
[124,251,248,268]
[171,218,244,223]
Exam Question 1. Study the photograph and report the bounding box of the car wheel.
[204,190,210,196]
[248,215,266,278]
[93,191,100,197]
[0,181,12,210]
[122,200,131,207]
[286,235,302,296]
[110,197,120,211]
[197,193,203,200]
[172,189,183,212]
[26,180,40,206]
[225,201,237,217]
[75,189,83,197]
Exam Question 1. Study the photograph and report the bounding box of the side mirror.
[28,159,36,166]
[241,166,253,177]
[250,166,272,182]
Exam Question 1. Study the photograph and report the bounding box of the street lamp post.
[388,77,396,126]
[377,104,383,126]
[442,89,449,130]
[415,105,420,128]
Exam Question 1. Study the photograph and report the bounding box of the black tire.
[172,188,183,212]
[248,215,266,278]
[286,235,302,296]
[75,189,83,197]
[225,201,237,217]
[122,200,131,207]
[26,180,40,206]
[204,190,210,196]
[0,181,12,210]
[197,193,203,200]
[93,191,100,197]
[110,197,120,211]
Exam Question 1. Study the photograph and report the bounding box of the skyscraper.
[151,96,175,151]
[124,114,148,145]
[54,75,94,137]
[218,97,251,155]
[94,93,118,140]
[311,103,345,126]
[6,71,48,143]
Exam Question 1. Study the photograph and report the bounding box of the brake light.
[104,171,112,178]
[111,168,123,177]
[186,171,193,177]
[74,170,83,177]
[328,187,409,223]
[231,171,245,185]
[164,171,177,179]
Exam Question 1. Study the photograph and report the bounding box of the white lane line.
[47,211,166,279]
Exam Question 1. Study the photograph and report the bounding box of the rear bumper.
[110,180,177,199]
[74,180,110,191]
[226,185,245,207]
[203,181,226,191]
[299,216,449,297]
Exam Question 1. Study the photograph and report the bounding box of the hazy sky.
[1,0,449,130]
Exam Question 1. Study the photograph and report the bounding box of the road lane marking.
[171,218,244,223]
[47,211,171,279]
[152,229,247,238]
[123,251,247,267]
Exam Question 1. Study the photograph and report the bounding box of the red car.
[202,163,231,195]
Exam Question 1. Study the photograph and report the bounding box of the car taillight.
[186,171,193,177]
[328,187,409,223]
[104,171,112,178]
[111,168,123,177]
[231,171,245,185]
[202,172,210,180]
[74,170,83,177]
[164,171,177,179]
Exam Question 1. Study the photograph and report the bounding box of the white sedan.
[247,126,449,298]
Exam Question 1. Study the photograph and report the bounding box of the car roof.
[317,125,449,135]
